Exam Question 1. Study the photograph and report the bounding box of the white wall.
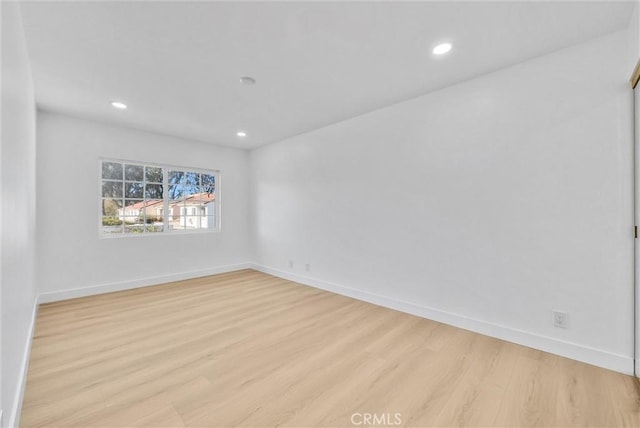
[627,2,639,73]
[250,29,635,373]
[1,1,38,427]
[36,112,251,299]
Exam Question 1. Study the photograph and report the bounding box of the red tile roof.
[119,193,215,212]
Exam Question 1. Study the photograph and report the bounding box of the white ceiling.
[20,1,634,149]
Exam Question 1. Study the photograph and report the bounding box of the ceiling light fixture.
[240,76,256,85]
[237,131,247,137]
[111,101,127,109]
[432,42,452,56]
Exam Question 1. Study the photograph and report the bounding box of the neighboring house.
[116,192,215,229]
[172,192,215,229]
[117,199,163,220]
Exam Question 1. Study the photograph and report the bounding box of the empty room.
[3,0,640,427]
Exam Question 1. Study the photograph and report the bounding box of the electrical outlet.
[553,311,568,329]
[305,263,310,272]
[288,260,293,269]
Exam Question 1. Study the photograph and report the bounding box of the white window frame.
[99,158,221,238]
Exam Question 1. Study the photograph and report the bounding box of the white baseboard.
[38,263,253,303]
[250,263,633,375]
[15,260,631,428]
[8,297,39,428]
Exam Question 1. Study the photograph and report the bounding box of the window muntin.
[100,159,218,236]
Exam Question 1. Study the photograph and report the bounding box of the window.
[101,159,219,236]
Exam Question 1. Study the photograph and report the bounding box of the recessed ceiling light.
[239,76,256,85]
[237,131,247,137]
[111,101,127,109]
[432,42,452,56]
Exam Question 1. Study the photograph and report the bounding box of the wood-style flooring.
[20,269,640,427]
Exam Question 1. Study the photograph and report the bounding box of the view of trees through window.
[101,160,217,235]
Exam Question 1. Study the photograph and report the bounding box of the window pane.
[102,223,123,234]
[146,224,163,233]
[174,203,196,229]
[168,184,185,200]
[170,221,187,231]
[201,174,215,194]
[183,181,201,199]
[102,162,122,180]
[124,215,143,225]
[168,170,184,185]
[102,181,123,198]
[204,200,215,218]
[102,216,123,226]
[102,198,122,216]
[145,184,163,199]
[204,201,215,216]
[145,166,163,183]
[192,215,203,229]
[203,215,216,229]
[125,164,144,181]
[102,196,123,234]
[124,200,143,217]
[125,225,145,234]
[185,172,200,187]
[168,206,179,220]
[142,200,160,222]
[145,213,162,224]
[125,182,144,198]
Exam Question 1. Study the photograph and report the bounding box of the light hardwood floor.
[21,269,640,427]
